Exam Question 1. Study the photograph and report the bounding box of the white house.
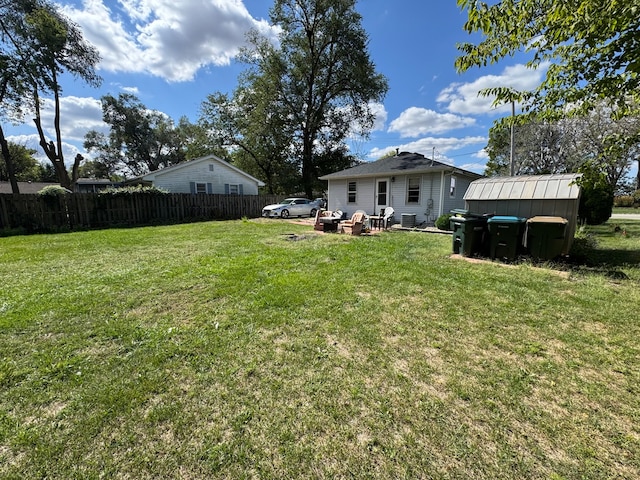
[319,151,483,225]
[131,154,265,194]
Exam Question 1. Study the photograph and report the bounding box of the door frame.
[375,178,390,214]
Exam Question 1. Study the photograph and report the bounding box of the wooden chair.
[339,212,366,235]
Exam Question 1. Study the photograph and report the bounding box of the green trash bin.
[450,215,487,257]
[487,216,527,261]
[525,216,568,260]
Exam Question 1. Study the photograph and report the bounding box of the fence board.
[0,193,283,233]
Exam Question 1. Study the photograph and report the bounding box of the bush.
[98,185,168,197]
[435,213,453,231]
[577,162,614,225]
[633,190,640,206]
[614,195,634,207]
[37,185,71,196]
[569,225,599,260]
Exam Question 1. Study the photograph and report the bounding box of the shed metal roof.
[464,174,582,201]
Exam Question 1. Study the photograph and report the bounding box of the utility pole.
[509,100,515,176]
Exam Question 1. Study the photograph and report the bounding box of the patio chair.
[339,211,366,235]
[382,207,395,229]
[314,209,341,232]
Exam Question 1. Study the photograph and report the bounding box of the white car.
[262,198,320,218]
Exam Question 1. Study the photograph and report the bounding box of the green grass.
[1,218,639,479]
[613,206,640,214]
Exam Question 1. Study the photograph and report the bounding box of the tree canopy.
[85,93,188,178]
[0,0,101,191]
[200,0,388,197]
[456,0,640,119]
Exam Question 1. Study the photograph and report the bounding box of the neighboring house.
[319,151,483,224]
[127,154,265,194]
[0,182,57,194]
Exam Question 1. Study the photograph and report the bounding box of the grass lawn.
[1,218,639,479]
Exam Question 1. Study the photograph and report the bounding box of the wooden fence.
[0,193,284,233]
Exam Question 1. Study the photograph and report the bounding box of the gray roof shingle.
[319,151,482,180]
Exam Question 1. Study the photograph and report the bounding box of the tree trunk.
[32,83,73,190]
[0,125,20,194]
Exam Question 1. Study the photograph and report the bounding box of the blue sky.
[6,0,550,176]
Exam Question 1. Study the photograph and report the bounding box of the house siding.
[327,173,456,225]
[149,159,260,195]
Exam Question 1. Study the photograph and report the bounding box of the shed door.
[376,179,389,212]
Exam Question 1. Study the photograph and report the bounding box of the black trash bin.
[487,216,527,261]
[525,216,568,260]
[450,214,488,257]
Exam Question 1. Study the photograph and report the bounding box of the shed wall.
[465,199,579,254]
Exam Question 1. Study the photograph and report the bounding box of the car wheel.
[281,209,290,218]
[310,208,317,218]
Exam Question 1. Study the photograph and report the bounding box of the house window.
[196,182,207,194]
[407,177,420,204]
[208,164,215,172]
[450,176,456,197]
[229,184,239,195]
[347,181,357,203]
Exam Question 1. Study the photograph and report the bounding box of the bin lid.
[526,216,568,224]
[450,209,490,219]
[487,215,526,224]
[450,216,485,224]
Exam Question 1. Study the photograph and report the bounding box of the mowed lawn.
[1,218,639,479]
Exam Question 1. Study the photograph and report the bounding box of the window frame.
[406,177,421,204]
[195,182,207,194]
[347,181,357,203]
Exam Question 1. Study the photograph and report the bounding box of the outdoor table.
[369,215,384,230]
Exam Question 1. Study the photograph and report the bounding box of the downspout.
[439,170,445,217]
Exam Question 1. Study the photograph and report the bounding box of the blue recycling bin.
[487,216,527,261]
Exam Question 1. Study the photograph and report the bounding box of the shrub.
[614,195,634,207]
[98,185,168,197]
[37,185,70,196]
[633,189,640,206]
[435,213,453,231]
[569,225,599,260]
[576,161,614,225]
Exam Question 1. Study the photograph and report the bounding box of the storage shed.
[463,174,582,254]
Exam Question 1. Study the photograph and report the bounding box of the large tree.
[85,93,187,177]
[484,106,640,192]
[456,0,640,117]
[456,0,640,188]
[0,0,47,193]
[23,0,100,190]
[212,0,387,197]
[0,142,41,181]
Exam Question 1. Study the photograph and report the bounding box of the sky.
[5,0,552,177]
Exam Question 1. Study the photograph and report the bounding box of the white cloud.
[36,96,107,142]
[7,134,85,167]
[61,0,280,82]
[457,162,487,174]
[388,107,476,137]
[367,135,486,161]
[437,63,547,115]
[370,102,388,132]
